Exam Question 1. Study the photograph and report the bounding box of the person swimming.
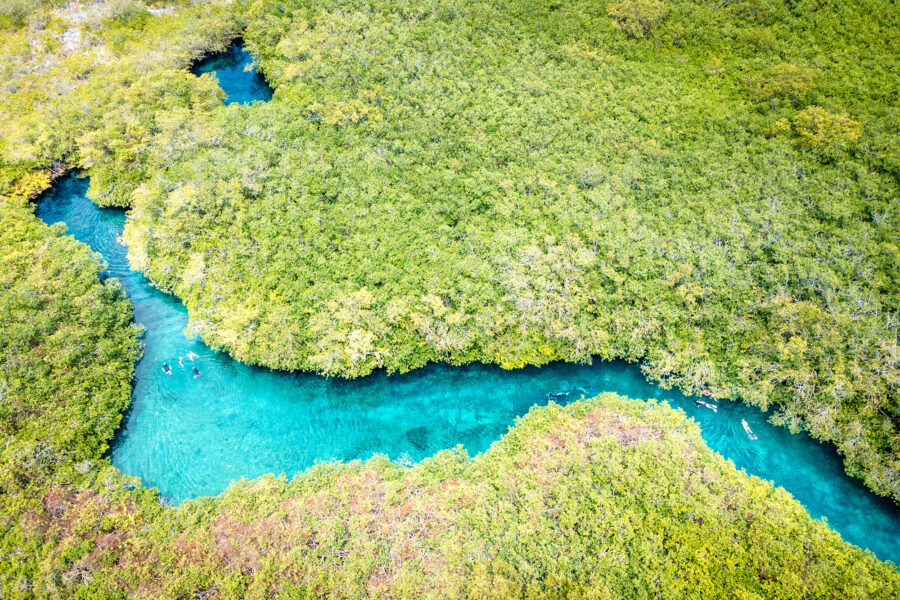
[161,363,172,376]
[694,399,718,413]
[186,351,198,361]
[742,419,758,440]
[192,366,200,378]
[178,357,184,368]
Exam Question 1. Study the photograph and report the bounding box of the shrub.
[606,0,669,39]
[108,0,149,26]
[746,63,819,105]
[765,117,791,137]
[704,57,725,75]
[726,0,779,24]
[0,0,35,29]
[792,105,863,158]
[738,27,777,52]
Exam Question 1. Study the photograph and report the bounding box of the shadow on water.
[34,174,900,564]
[28,41,900,564]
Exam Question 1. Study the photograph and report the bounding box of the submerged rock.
[406,426,429,451]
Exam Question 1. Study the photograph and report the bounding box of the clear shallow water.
[31,46,900,565]
[190,42,272,104]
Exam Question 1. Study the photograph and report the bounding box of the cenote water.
[190,41,272,104]
[33,45,899,565]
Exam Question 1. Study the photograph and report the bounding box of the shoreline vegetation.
[1,0,898,596]
[129,0,898,504]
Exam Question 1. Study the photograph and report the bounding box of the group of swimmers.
[161,351,200,378]
[694,389,757,440]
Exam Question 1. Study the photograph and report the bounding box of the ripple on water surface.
[34,175,900,565]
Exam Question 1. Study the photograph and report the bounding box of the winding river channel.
[34,44,900,564]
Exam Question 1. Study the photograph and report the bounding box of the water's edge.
[28,43,899,564]
[34,173,900,565]
[190,39,272,104]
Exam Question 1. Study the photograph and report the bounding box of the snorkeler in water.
[742,419,758,440]
[178,357,184,368]
[162,363,172,376]
[186,351,198,361]
[694,399,718,413]
[192,366,200,378]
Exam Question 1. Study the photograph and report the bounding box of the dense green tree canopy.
[0,191,141,500]
[104,0,900,501]
[3,174,893,597]
[0,1,898,596]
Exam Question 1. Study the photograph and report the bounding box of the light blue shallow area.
[32,45,900,565]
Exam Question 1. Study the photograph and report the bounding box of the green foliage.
[0,0,244,172]
[606,0,670,39]
[99,0,900,504]
[768,106,865,162]
[0,181,144,597]
[0,0,35,29]
[0,190,140,486]
[0,0,898,594]
[791,105,864,158]
[725,0,780,25]
[107,0,148,26]
[746,62,819,105]
[78,69,224,206]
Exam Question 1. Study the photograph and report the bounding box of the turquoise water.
[31,45,900,564]
[190,42,272,104]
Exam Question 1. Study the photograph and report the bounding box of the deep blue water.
[190,42,272,104]
[31,45,900,565]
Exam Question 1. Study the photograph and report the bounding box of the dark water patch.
[191,41,272,105]
[34,174,900,565]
